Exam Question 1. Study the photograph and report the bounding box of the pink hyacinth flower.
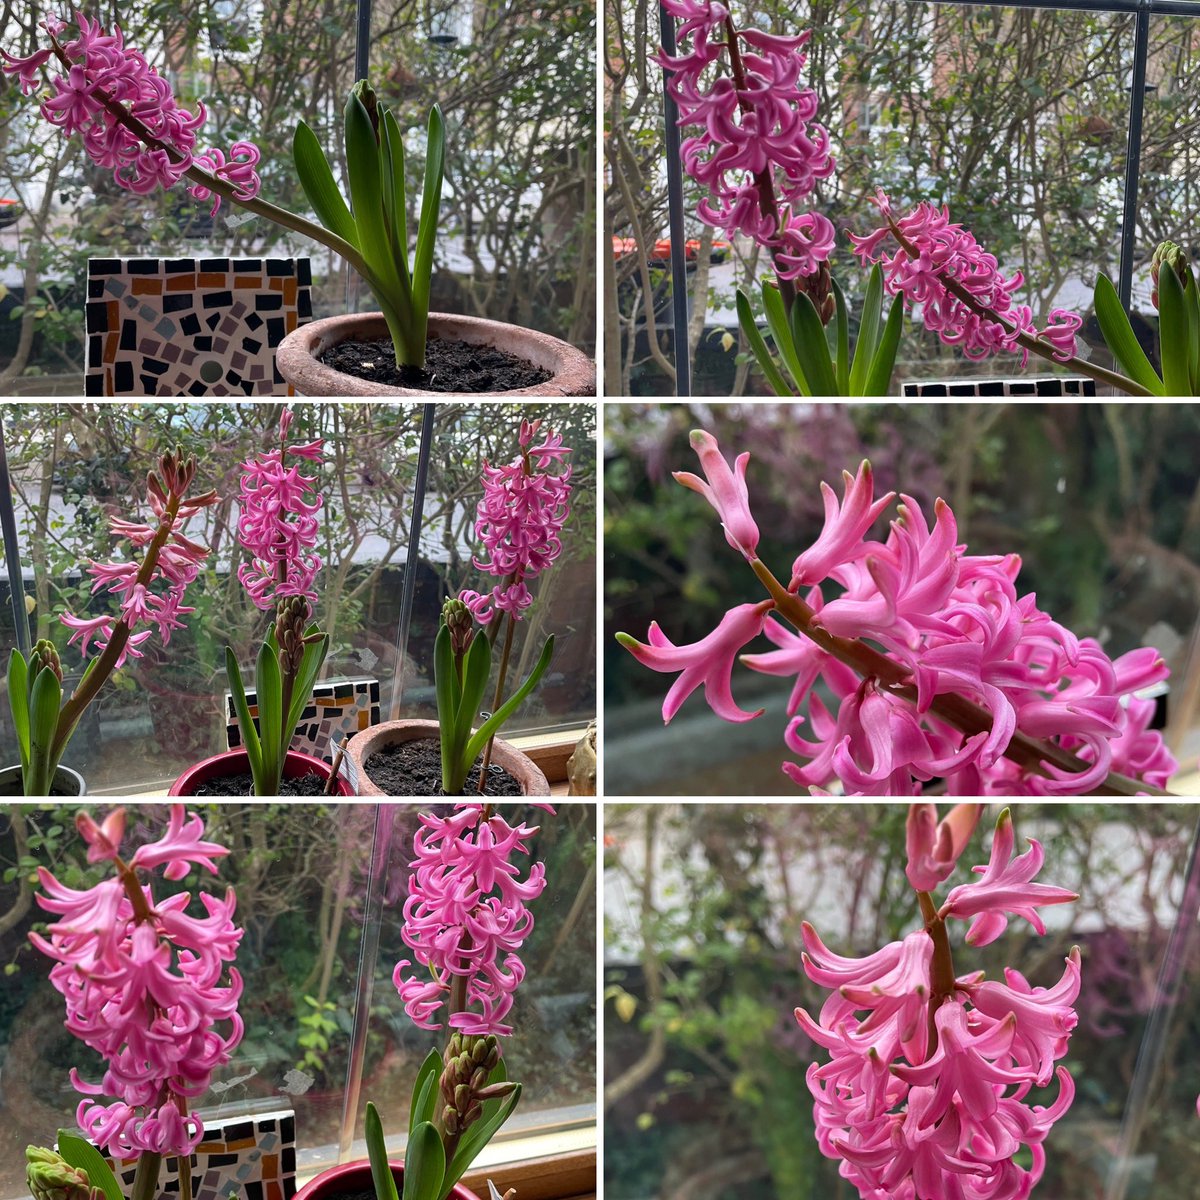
[905,802,982,892]
[673,430,760,559]
[618,601,772,724]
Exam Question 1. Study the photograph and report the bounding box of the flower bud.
[443,1106,459,1135]
[454,1083,472,1111]
[1151,241,1190,310]
[352,80,381,141]
[443,597,475,659]
[470,1065,488,1091]
[30,640,62,685]
[795,261,836,326]
[275,595,312,675]
[26,1148,97,1200]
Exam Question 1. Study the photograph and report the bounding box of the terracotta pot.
[0,763,87,796]
[344,718,551,797]
[275,311,595,397]
[295,1160,481,1200]
[168,748,353,796]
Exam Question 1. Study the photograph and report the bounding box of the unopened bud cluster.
[30,640,62,684]
[25,1148,102,1200]
[443,597,476,660]
[275,594,312,675]
[1150,240,1191,310]
[439,1033,515,1137]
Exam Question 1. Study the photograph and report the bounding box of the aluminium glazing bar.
[0,415,30,659]
[660,4,693,397]
[1119,1,1152,307]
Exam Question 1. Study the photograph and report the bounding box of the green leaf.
[381,108,412,291]
[434,624,462,788]
[411,105,446,339]
[365,1103,401,1200]
[442,1084,522,1197]
[402,1119,445,1200]
[255,641,283,795]
[56,1132,124,1200]
[409,1048,444,1135]
[788,291,839,395]
[225,648,263,783]
[8,650,30,774]
[293,121,359,249]
[848,265,884,395]
[464,636,554,763]
[759,282,810,395]
[832,278,850,394]
[285,633,330,743]
[735,290,793,396]
[1186,267,1200,393]
[1093,273,1166,396]
[456,634,493,749]
[863,294,904,396]
[27,665,62,796]
[1158,261,1192,395]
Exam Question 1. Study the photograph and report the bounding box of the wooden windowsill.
[460,1146,596,1200]
[506,728,593,797]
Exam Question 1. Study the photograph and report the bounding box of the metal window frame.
[658,0,1200,395]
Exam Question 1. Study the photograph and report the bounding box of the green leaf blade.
[863,294,904,396]
[1158,263,1192,395]
[849,265,885,394]
[1093,273,1166,396]
[735,290,793,396]
[788,292,840,395]
[293,121,359,249]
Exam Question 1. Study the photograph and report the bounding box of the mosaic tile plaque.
[98,1108,297,1200]
[84,257,313,397]
[901,375,1096,398]
[226,676,381,761]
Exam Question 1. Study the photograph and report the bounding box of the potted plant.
[616,429,1178,795]
[170,409,351,796]
[656,0,1199,396]
[3,16,595,397]
[21,805,243,1200]
[296,802,551,1200]
[346,419,570,796]
[4,448,218,795]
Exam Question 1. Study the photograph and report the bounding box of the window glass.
[0,801,597,1197]
[0,402,596,793]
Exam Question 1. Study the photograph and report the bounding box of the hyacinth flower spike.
[8,449,217,796]
[226,409,330,796]
[796,806,1080,1200]
[381,804,551,1200]
[29,806,243,1200]
[618,429,1176,796]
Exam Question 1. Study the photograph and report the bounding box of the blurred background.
[0,802,597,1198]
[0,0,595,391]
[604,802,1200,1200]
[604,401,1200,794]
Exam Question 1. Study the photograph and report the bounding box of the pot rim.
[276,311,595,398]
[168,747,352,797]
[0,762,87,796]
[293,1158,481,1200]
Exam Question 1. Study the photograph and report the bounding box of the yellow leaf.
[720,331,735,352]
[614,991,637,1023]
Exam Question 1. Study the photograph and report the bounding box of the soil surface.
[363,738,523,796]
[319,336,553,393]
[189,770,331,797]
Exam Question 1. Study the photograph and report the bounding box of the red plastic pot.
[168,748,353,796]
[294,1161,482,1200]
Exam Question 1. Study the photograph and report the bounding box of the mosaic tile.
[900,375,1097,398]
[226,675,381,762]
[85,257,313,397]
[88,1107,297,1200]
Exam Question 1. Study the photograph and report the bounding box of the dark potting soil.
[319,336,552,393]
[363,738,523,797]
[189,770,331,797]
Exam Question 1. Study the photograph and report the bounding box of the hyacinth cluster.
[619,432,1176,795]
[62,450,218,670]
[30,807,243,1157]
[851,191,1083,367]
[460,419,572,623]
[236,409,325,609]
[1,14,262,214]
[657,0,835,278]
[393,803,553,1038]
[798,806,1079,1200]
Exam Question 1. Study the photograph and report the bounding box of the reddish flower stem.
[917,890,956,1058]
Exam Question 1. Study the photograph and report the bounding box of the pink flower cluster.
[851,191,1082,366]
[393,803,552,1038]
[2,14,261,213]
[797,808,1079,1200]
[656,1,835,278]
[30,807,243,1157]
[61,455,216,670]
[460,419,572,623]
[236,409,325,609]
[620,433,1176,795]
